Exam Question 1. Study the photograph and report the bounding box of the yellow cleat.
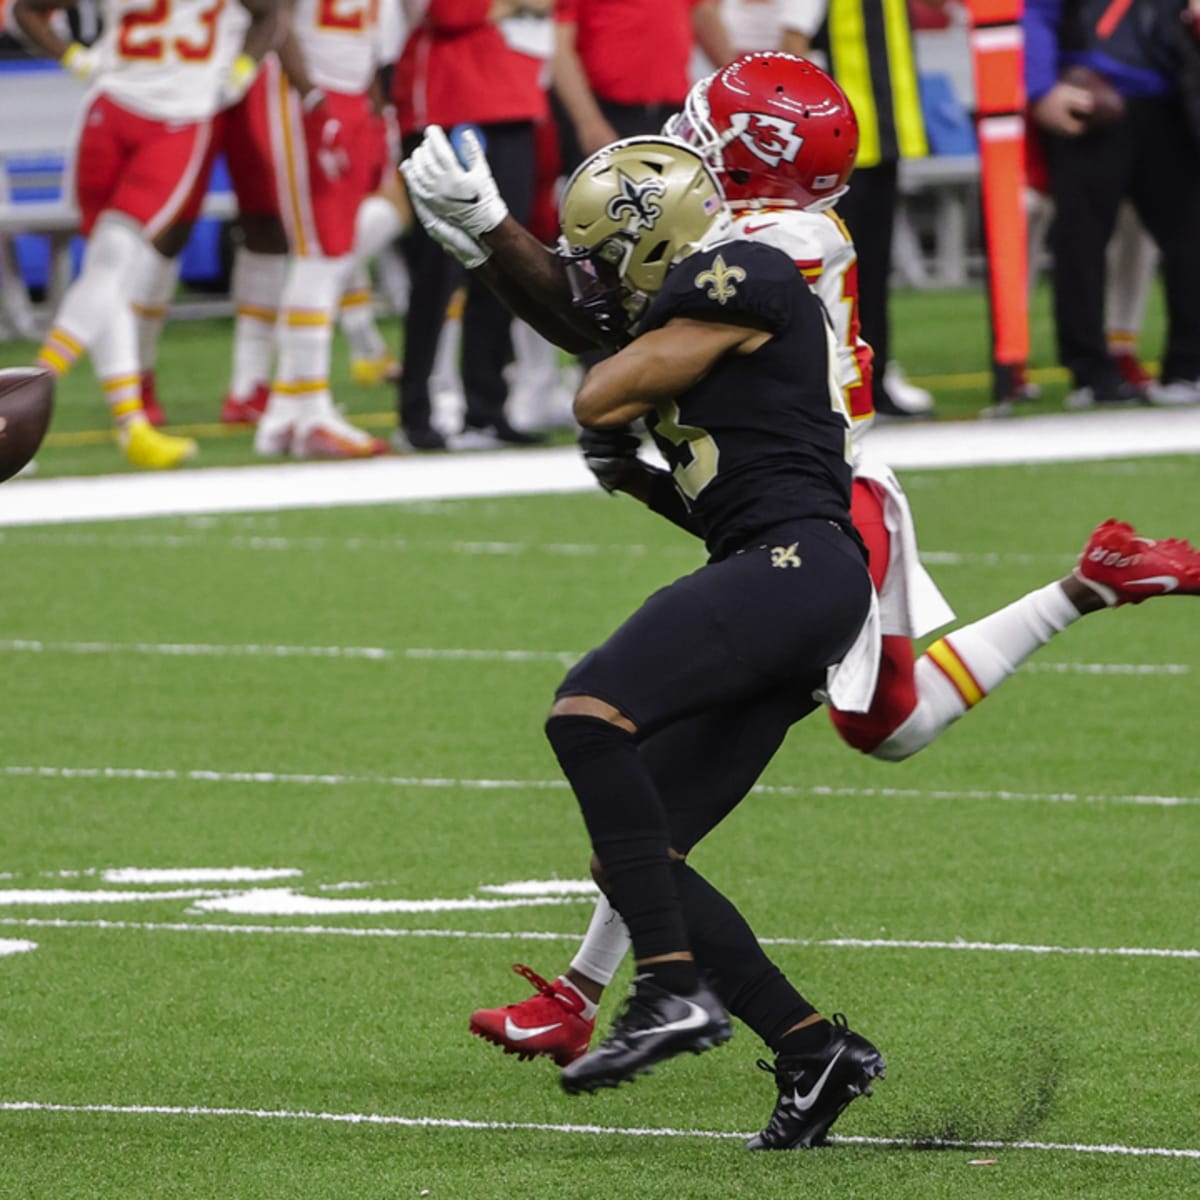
[349,355,401,387]
[119,420,198,470]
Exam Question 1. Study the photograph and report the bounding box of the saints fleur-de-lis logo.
[606,171,666,232]
[695,254,747,306]
[770,543,802,569]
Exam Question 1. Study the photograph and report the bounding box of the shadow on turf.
[891,1025,1065,1150]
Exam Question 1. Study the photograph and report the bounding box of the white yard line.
[0,916,1195,960]
[3,407,1199,528]
[3,764,1197,808]
[0,639,1187,676]
[0,1100,1195,1159]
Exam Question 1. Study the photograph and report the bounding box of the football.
[0,367,55,483]
[1061,65,1126,129]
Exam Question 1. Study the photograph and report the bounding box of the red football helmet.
[665,52,859,212]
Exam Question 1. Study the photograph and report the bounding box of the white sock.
[339,262,389,363]
[37,215,146,375]
[430,306,464,431]
[1105,203,1158,351]
[555,975,599,1021]
[266,254,346,421]
[132,249,180,372]
[91,298,145,427]
[873,581,1083,761]
[229,248,287,401]
[510,320,560,391]
[568,894,631,988]
[353,195,405,263]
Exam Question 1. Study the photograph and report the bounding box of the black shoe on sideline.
[489,417,548,446]
[393,426,448,452]
[746,1013,885,1150]
[1064,380,1148,410]
[560,976,732,1095]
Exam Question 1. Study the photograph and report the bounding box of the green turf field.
[1,450,1197,1197]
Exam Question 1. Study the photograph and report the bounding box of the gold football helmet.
[558,136,731,334]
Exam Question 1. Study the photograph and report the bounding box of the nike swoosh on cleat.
[1126,575,1179,592]
[629,1000,711,1039]
[789,1046,846,1112]
[503,1017,563,1041]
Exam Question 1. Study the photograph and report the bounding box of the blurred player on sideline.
[15,0,278,468]
[248,0,400,458]
[400,52,1200,1110]
[131,0,414,429]
[337,98,412,390]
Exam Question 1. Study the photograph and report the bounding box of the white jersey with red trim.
[731,207,950,637]
[293,0,382,96]
[732,206,875,444]
[89,0,244,121]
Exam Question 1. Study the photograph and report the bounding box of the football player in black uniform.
[544,139,881,1110]
[406,130,887,1139]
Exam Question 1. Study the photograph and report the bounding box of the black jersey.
[640,238,855,561]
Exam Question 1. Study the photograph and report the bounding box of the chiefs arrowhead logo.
[728,112,805,168]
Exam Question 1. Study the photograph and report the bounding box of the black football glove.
[578,425,644,493]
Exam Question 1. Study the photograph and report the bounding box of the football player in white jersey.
[15,0,277,468]
[401,50,1200,1113]
[131,0,414,428]
[334,0,418,390]
[245,0,396,458]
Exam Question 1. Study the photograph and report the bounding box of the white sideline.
[3,407,1200,527]
[1,917,1196,960]
[3,763,1197,807]
[0,1100,1196,1159]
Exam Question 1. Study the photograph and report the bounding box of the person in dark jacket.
[391,0,557,450]
[1023,0,1200,408]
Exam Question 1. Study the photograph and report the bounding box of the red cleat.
[1112,350,1152,391]
[1075,519,1200,606]
[221,383,270,425]
[141,370,166,427]
[470,964,595,1067]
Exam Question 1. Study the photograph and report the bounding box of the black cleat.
[560,976,732,1095]
[746,1013,885,1150]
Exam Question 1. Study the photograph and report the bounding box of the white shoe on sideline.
[880,361,935,417]
[1146,378,1200,407]
[253,402,294,457]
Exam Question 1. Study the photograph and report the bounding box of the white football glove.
[400,124,508,238]
[410,193,491,270]
[61,42,100,83]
